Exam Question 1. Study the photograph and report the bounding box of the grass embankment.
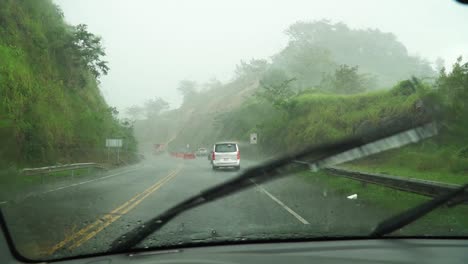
[0,167,102,199]
[300,171,468,235]
[332,61,468,187]
[0,0,137,171]
[217,81,423,154]
[283,88,421,151]
[344,145,468,185]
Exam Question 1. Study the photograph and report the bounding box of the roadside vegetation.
[301,171,468,235]
[133,20,467,187]
[133,21,435,151]
[0,0,137,172]
[344,58,468,183]
[222,58,467,183]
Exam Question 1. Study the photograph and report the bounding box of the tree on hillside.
[108,106,119,118]
[257,68,297,109]
[144,97,169,119]
[234,59,269,83]
[125,105,144,120]
[436,57,468,125]
[319,65,375,94]
[282,20,435,87]
[272,42,336,90]
[177,80,197,103]
[71,24,109,79]
[435,57,445,73]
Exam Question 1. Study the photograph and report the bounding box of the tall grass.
[217,83,422,155]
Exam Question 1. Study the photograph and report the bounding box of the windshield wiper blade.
[109,121,437,253]
[371,183,468,237]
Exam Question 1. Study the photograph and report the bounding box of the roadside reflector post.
[250,133,258,160]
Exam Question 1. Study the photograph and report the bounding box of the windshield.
[0,0,467,261]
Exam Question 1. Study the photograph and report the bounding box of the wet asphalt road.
[1,155,392,260]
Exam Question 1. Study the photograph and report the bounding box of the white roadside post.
[250,133,258,160]
[250,133,257,144]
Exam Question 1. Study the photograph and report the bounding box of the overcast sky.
[54,0,468,111]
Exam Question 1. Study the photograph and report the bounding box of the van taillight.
[237,150,240,160]
[212,152,215,160]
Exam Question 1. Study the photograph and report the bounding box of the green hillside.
[218,83,423,153]
[215,60,468,181]
[150,21,437,154]
[0,0,137,167]
[133,19,467,183]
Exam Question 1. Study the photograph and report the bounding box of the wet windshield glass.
[0,0,467,261]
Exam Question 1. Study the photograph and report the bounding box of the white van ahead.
[211,142,240,170]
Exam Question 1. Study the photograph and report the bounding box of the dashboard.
[2,229,468,264]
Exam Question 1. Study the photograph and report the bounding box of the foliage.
[215,82,422,154]
[271,42,336,90]
[436,57,468,131]
[144,97,169,119]
[318,65,375,94]
[125,105,144,120]
[330,59,468,181]
[70,24,109,79]
[177,79,197,103]
[234,59,269,84]
[256,68,297,109]
[141,19,460,182]
[0,0,136,166]
[283,20,435,87]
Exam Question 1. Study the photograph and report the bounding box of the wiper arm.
[109,121,437,253]
[371,183,468,237]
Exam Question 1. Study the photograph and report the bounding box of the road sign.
[106,139,123,148]
[106,139,123,164]
[250,133,257,144]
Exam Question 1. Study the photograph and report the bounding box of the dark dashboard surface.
[50,239,468,264]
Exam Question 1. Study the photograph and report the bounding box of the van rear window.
[215,144,237,153]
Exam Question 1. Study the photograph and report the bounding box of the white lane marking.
[251,180,310,225]
[41,168,141,194]
[0,201,7,205]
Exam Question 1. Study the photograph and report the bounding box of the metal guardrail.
[22,163,106,176]
[295,161,468,203]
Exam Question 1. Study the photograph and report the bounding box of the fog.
[54,0,468,111]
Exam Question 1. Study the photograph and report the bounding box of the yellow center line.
[69,169,180,249]
[48,165,183,255]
